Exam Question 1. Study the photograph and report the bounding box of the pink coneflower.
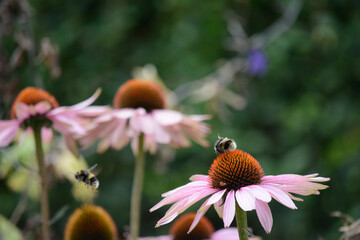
[79,79,210,240]
[0,87,101,155]
[0,86,102,240]
[150,149,329,238]
[141,213,251,240]
[80,79,210,154]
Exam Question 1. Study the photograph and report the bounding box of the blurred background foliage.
[0,0,359,239]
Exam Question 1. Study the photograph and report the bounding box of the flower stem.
[235,201,248,240]
[33,125,50,240]
[130,134,145,240]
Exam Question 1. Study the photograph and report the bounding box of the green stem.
[33,126,50,240]
[235,201,248,240]
[130,134,145,240]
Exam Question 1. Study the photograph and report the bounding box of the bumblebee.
[74,164,99,191]
[214,135,237,155]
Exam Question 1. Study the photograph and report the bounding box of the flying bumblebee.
[214,135,237,155]
[74,164,99,191]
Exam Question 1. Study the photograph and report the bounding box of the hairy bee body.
[75,164,99,191]
[214,136,237,155]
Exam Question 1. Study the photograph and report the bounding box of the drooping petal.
[255,199,273,234]
[214,200,224,219]
[223,190,236,228]
[260,185,297,209]
[14,102,32,121]
[69,88,102,111]
[0,120,20,147]
[35,101,53,115]
[189,175,209,182]
[247,185,272,203]
[235,188,255,211]
[188,201,211,233]
[279,185,320,196]
[63,134,78,156]
[150,182,214,212]
[129,108,147,132]
[41,127,53,143]
[152,110,183,125]
[203,189,226,209]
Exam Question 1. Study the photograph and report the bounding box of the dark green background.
[1,0,359,239]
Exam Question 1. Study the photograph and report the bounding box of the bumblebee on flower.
[150,137,330,238]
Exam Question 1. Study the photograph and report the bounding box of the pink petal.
[41,127,53,143]
[279,185,320,196]
[14,103,31,120]
[129,108,147,132]
[0,120,20,147]
[69,88,102,110]
[63,134,78,156]
[114,108,135,119]
[261,185,297,209]
[150,182,214,212]
[189,175,209,182]
[246,185,272,203]
[189,114,212,121]
[35,101,52,114]
[76,106,112,118]
[211,228,239,240]
[235,188,255,211]
[144,135,158,154]
[255,199,273,234]
[152,110,183,125]
[223,190,236,228]
[188,202,211,233]
[214,200,224,219]
[110,120,127,147]
[98,137,112,153]
[203,189,226,208]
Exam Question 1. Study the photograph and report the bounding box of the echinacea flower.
[141,213,252,240]
[150,149,330,234]
[0,87,102,155]
[80,79,210,154]
[64,204,118,240]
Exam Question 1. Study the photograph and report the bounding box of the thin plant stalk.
[235,201,248,240]
[34,125,50,240]
[130,134,145,240]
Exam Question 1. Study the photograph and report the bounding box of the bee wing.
[87,164,98,172]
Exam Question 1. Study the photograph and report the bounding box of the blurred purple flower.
[247,49,267,77]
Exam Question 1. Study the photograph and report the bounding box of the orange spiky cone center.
[113,79,166,112]
[209,149,264,190]
[170,213,214,240]
[64,205,118,240]
[11,87,59,119]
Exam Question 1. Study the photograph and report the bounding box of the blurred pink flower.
[0,87,103,155]
[150,149,330,234]
[80,79,210,154]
